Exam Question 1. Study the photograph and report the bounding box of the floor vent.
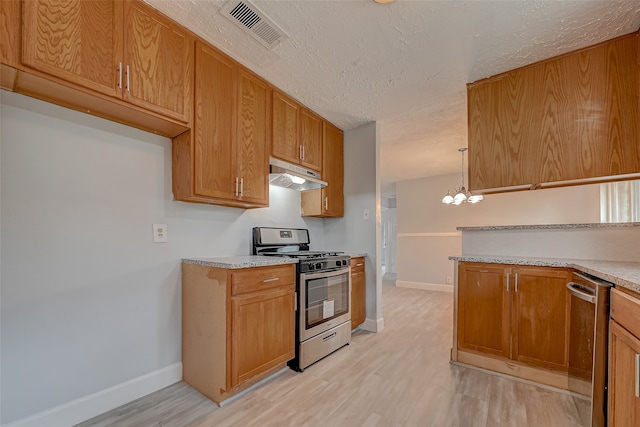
[221,0,288,49]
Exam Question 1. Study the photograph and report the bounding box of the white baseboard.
[361,317,384,332]
[3,363,183,427]
[396,280,453,293]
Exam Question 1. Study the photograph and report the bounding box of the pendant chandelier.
[441,148,483,205]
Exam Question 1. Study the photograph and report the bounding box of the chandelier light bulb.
[440,147,483,206]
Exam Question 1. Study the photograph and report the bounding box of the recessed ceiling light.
[373,0,395,3]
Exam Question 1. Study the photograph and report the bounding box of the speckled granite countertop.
[345,253,367,258]
[449,255,640,293]
[183,256,297,269]
[457,222,640,231]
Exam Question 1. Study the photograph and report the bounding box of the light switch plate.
[153,223,168,243]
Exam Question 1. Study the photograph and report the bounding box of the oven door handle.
[300,267,351,280]
[566,282,596,304]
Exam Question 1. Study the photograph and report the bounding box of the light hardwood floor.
[77,280,589,427]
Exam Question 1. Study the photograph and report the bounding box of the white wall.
[396,172,602,288]
[324,122,382,331]
[0,92,326,425]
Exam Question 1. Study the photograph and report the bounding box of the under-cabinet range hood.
[269,157,327,191]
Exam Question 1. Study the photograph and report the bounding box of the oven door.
[299,267,351,342]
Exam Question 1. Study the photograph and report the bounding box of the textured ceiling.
[146,0,640,195]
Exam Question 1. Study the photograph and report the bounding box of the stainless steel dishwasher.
[566,271,612,427]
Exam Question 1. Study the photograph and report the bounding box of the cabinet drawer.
[350,257,365,273]
[611,288,640,338]
[231,264,295,296]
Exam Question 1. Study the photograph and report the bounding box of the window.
[600,180,640,222]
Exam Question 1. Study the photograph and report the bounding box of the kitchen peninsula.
[450,222,640,426]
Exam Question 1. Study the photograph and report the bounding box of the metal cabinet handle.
[324,197,328,210]
[299,145,303,161]
[263,277,279,283]
[126,64,130,92]
[506,274,510,292]
[240,178,244,197]
[636,353,640,398]
[118,62,123,89]
[356,263,363,267]
[514,272,519,292]
[301,145,305,160]
[566,282,596,304]
[235,177,239,196]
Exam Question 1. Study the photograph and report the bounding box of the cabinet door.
[123,0,192,123]
[272,89,301,165]
[468,32,639,192]
[350,258,366,330]
[236,68,269,207]
[511,267,570,370]
[22,0,122,97]
[192,41,237,200]
[231,287,295,387]
[300,109,323,172]
[609,319,640,427]
[457,263,511,358]
[321,121,344,217]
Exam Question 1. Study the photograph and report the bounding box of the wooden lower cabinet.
[456,262,571,387]
[609,288,640,426]
[511,267,570,370]
[350,257,366,329]
[457,263,511,358]
[182,262,295,404]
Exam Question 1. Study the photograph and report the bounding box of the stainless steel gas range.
[252,227,351,371]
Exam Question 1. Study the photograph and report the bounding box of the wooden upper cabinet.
[123,0,192,123]
[322,122,344,217]
[300,109,323,171]
[19,0,192,126]
[271,88,323,173]
[172,40,269,209]
[0,0,20,90]
[22,0,123,97]
[300,121,344,217]
[468,31,640,192]
[511,267,571,370]
[272,89,301,165]
[192,40,237,201]
[236,67,270,206]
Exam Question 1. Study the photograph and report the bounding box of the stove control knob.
[315,262,322,270]
[342,260,348,266]
[336,261,341,267]
[308,264,315,271]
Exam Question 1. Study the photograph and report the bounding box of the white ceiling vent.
[220,0,288,49]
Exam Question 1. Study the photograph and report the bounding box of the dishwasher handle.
[566,282,596,304]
